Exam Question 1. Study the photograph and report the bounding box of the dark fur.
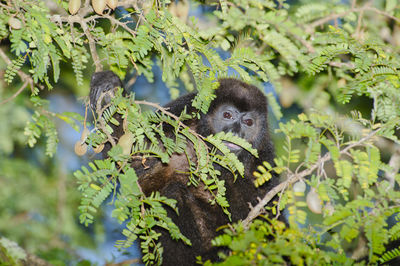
[90,72,279,265]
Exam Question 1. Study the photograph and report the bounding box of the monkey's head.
[198,78,272,158]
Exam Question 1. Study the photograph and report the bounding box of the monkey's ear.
[89,71,123,110]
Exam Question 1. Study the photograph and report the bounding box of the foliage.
[1,0,400,265]
[225,112,400,264]
[0,157,95,264]
[0,237,27,265]
[205,219,349,265]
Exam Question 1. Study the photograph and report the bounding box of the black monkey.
[89,71,279,265]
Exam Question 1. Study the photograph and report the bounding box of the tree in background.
[1,0,400,265]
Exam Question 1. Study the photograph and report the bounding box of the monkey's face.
[210,104,260,152]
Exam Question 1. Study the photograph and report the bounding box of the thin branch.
[291,34,315,54]
[328,61,355,68]
[0,47,39,104]
[306,4,400,34]
[0,46,12,65]
[354,8,364,39]
[79,19,102,71]
[134,100,210,172]
[93,96,209,170]
[135,100,201,139]
[242,129,379,229]
[0,81,28,105]
[61,15,102,70]
[351,0,357,9]
[306,11,351,34]
[49,1,141,72]
[364,6,400,24]
[103,13,137,37]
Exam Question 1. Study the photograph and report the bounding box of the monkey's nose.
[232,122,241,134]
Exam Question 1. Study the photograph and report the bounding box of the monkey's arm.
[131,157,173,195]
[90,70,197,116]
[89,71,198,190]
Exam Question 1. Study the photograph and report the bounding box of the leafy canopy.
[1,0,400,265]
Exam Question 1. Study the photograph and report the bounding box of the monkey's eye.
[223,111,232,119]
[244,119,253,126]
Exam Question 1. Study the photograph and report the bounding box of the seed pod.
[306,188,322,214]
[93,143,104,153]
[169,0,189,20]
[69,0,81,15]
[106,0,118,10]
[8,17,22,29]
[92,0,107,15]
[293,180,306,193]
[279,87,295,108]
[118,132,135,156]
[74,141,88,156]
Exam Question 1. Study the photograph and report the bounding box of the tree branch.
[134,100,210,171]
[0,81,28,105]
[242,129,379,229]
[135,100,201,139]
[328,61,355,68]
[80,19,103,71]
[103,13,137,37]
[306,3,400,34]
[0,47,40,104]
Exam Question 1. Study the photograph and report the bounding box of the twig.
[306,4,400,34]
[0,46,13,65]
[103,13,137,37]
[306,11,351,34]
[351,0,357,9]
[242,129,379,229]
[80,20,102,71]
[135,100,200,137]
[354,8,364,39]
[0,48,40,104]
[125,73,139,88]
[134,100,210,172]
[0,80,28,105]
[292,34,315,54]
[52,2,141,72]
[328,61,355,68]
[364,6,400,24]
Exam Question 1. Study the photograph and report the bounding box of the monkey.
[89,71,279,265]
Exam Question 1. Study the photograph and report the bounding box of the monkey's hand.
[89,71,124,110]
